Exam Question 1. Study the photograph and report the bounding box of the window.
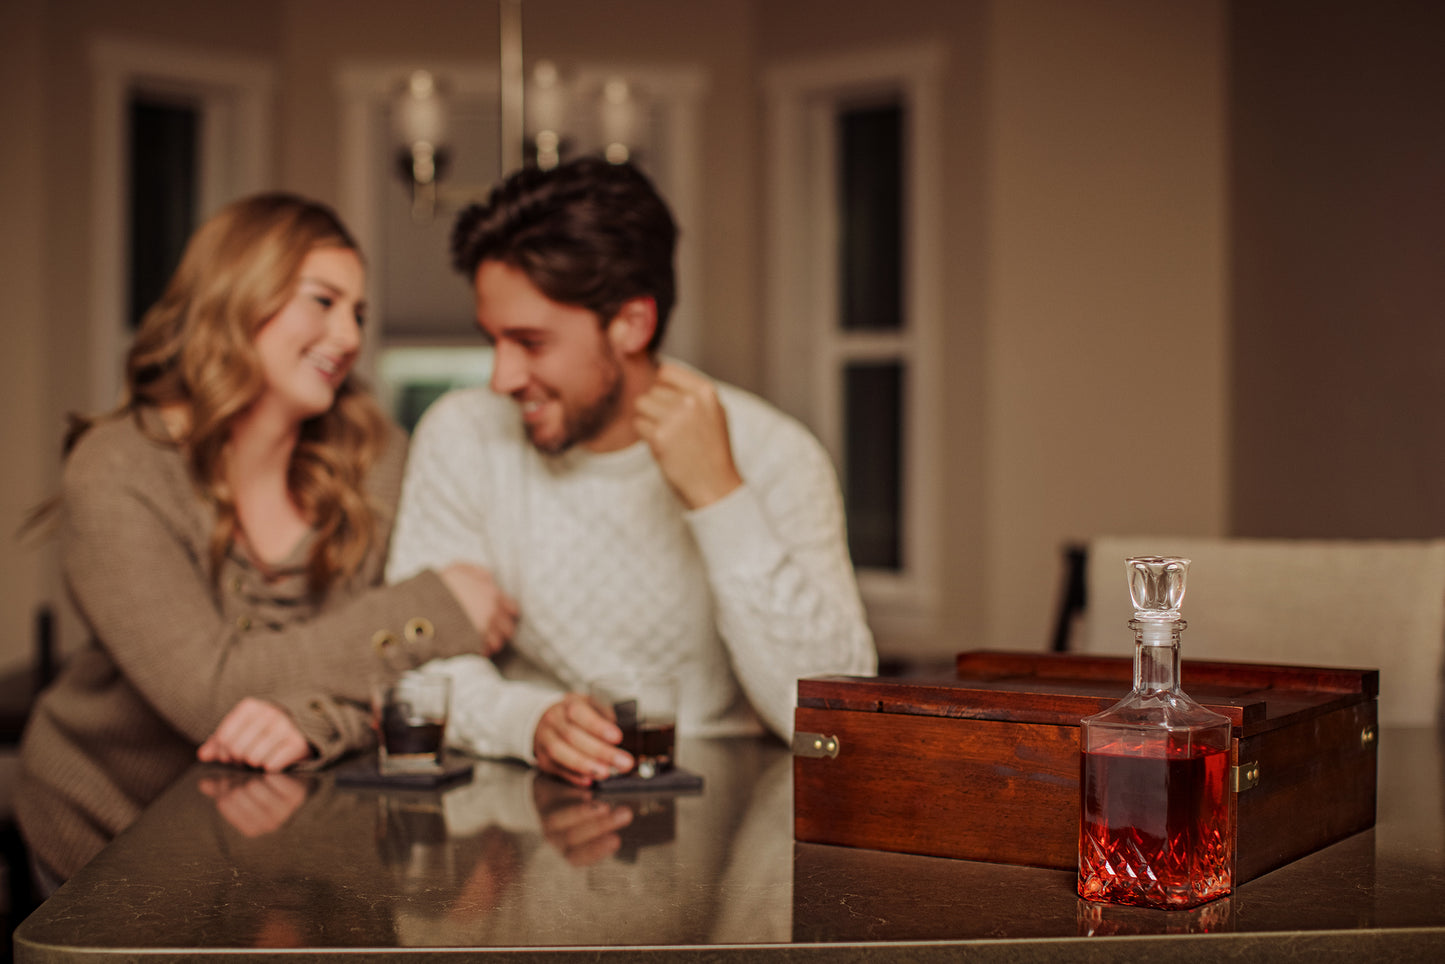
[127,95,200,330]
[837,100,905,570]
[90,38,274,409]
[765,43,945,641]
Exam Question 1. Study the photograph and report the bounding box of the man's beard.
[525,352,625,455]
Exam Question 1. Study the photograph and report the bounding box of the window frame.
[90,37,275,411]
[763,42,945,641]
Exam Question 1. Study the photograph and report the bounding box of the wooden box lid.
[797,650,1379,737]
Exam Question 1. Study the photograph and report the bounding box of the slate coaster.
[332,752,475,790]
[591,765,704,795]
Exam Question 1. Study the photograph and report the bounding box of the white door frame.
[763,41,947,641]
[89,37,275,411]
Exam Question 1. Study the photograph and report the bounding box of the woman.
[15,193,516,887]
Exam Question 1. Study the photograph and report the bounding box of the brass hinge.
[792,731,840,759]
[1231,761,1260,792]
[1361,724,1378,748]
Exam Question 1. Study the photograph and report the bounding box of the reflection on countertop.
[14,729,1445,961]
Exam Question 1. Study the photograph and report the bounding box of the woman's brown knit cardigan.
[16,408,478,881]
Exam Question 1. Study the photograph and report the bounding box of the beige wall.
[985,0,1229,649]
[1230,0,1445,538]
[0,0,55,675]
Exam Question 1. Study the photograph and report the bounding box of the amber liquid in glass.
[620,721,676,777]
[1079,742,1232,909]
[378,705,445,769]
[382,717,444,757]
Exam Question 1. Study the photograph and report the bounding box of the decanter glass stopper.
[1126,556,1190,620]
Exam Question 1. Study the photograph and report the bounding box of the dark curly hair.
[450,157,678,353]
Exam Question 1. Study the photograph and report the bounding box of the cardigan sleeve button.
[235,615,252,631]
[371,630,399,655]
[403,617,435,645]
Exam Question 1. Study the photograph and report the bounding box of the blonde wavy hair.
[69,192,387,595]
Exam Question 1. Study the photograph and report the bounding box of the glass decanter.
[1077,555,1234,910]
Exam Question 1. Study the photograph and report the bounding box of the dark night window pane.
[838,102,904,332]
[129,96,199,330]
[844,361,904,570]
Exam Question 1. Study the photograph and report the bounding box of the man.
[387,157,876,787]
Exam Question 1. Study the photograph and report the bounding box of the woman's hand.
[440,562,519,657]
[198,697,313,772]
[198,771,308,837]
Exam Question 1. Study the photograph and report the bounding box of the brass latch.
[1231,761,1260,792]
[792,731,840,759]
[1361,725,1378,748]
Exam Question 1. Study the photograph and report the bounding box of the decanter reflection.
[1078,555,1234,910]
[1077,895,1235,936]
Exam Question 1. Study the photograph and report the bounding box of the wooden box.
[793,650,1378,883]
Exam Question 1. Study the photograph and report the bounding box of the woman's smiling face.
[252,247,366,421]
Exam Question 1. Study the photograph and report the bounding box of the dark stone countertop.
[14,728,1445,962]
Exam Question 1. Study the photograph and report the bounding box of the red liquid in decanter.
[1079,737,1232,909]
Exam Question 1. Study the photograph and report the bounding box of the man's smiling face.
[474,260,628,455]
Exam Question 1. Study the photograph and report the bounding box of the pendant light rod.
[499,0,525,174]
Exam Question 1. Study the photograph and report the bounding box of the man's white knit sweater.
[386,375,877,763]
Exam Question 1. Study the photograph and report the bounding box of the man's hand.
[440,562,520,657]
[198,697,312,772]
[634,363,744,509]
[533,693,634,787]
[532,779,633,866]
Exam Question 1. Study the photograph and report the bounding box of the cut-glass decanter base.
[1078,743,1232,910]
